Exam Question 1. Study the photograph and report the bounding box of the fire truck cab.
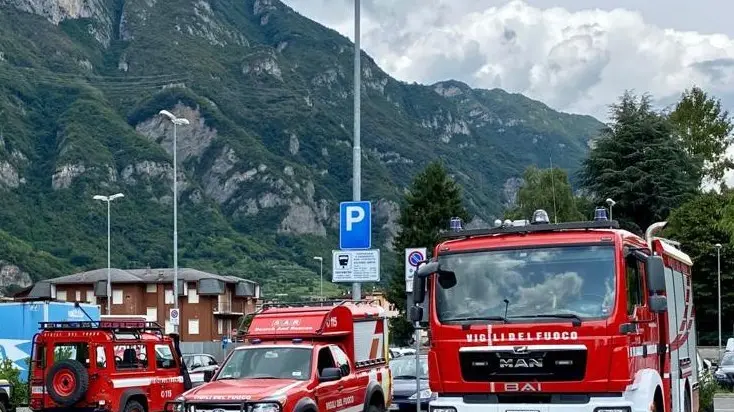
[411,209,699,412]
[171,301,392,412]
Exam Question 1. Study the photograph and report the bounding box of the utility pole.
[352,0,362,302]
[159,109,190,334]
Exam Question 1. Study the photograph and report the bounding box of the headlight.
[409,389,433,400]
[429,407,456,412]
[251,403,282,412]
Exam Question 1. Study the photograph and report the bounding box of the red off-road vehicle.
[169,301,392,412]
[28,319,192,412]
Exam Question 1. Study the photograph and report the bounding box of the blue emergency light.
[594,207,609,221]
[449,217,463,231]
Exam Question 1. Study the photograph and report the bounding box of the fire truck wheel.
[123,400,146,412]
[45,359,89,407]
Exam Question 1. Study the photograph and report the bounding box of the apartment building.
[25,267,260,341]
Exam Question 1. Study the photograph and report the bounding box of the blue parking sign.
[339,201,372,250]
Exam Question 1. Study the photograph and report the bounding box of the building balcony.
[214,300,244,316]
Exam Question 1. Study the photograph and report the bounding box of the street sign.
[332,249,380,282]
[405,248,427,292]
[339,201,372,250]
[169,308,179,326]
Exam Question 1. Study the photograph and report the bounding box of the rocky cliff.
[0,0,603,295]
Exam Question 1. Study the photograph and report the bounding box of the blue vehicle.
[0,301,100,382]
[389,354,433,411]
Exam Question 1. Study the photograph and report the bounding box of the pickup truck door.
[330,345,361,408]
[314,346,343,412]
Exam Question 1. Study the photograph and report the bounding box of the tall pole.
[319,258,323,301]
[352,0,362,302]
[106,200,111,315]
[717,243,723,360]
[159,110,188,333]
[173,121,179,333]
[94,193,124,315]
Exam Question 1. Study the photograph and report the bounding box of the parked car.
[0,379,12,412]
[714,351,734,389]
[389,354,433,411]
[183,354,219,386]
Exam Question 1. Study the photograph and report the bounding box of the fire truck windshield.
[217,347,312,381]
[435,244,616,323]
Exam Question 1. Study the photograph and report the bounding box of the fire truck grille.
[459,348,587,382]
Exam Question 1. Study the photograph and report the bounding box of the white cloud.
[284,0,734,186]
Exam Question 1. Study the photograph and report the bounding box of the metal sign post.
[415,321,421,412]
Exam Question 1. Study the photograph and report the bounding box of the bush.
[0,358,29,407]
[699,370,718,412]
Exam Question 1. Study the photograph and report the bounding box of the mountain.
[0,0,604,297]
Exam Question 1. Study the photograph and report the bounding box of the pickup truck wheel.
[367,403,384,412]
[46,359,89,407]
[124,400,146,412]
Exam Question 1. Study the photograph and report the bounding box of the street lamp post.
[606,198,616,221]
[93,193,125,315]
[716,243,723,360]
[313,256,323,301]
[352,0,362,302]
[159,109,190,333]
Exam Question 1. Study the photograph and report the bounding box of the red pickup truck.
[168,301,392,412]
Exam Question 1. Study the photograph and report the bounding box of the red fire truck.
[411,208,699,412]
[169,301,392,412]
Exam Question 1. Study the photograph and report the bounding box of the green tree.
[0,357,29,406]
[668,86,734,184]
[386,161,470,345]
[664,189,734,345]
[505,166,585,222]
[579,91,699,234]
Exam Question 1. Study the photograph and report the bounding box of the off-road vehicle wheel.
[124,400,146,412]
[46,359,89,407]
[0,399,7,412]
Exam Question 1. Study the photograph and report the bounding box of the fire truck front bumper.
[429,396,638,412]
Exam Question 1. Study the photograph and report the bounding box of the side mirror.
[409,306,424,323]
[649,295,667,313]
[203,369,215,382]
[413,276,426,304]
[319,367,342,383]
[645,255,666,293]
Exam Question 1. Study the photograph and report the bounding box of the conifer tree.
[386,161,469,345]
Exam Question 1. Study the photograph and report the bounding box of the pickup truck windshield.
[436,245,616,323]
[217,347,312,381]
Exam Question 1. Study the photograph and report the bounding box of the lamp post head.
[606,198,616,207]
[715,243,722,249]
[159,110,176,121]
[313,256,323,261]
[93,195,107,201]
[159,110,190,126]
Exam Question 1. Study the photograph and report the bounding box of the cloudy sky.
[283,0,734,185]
